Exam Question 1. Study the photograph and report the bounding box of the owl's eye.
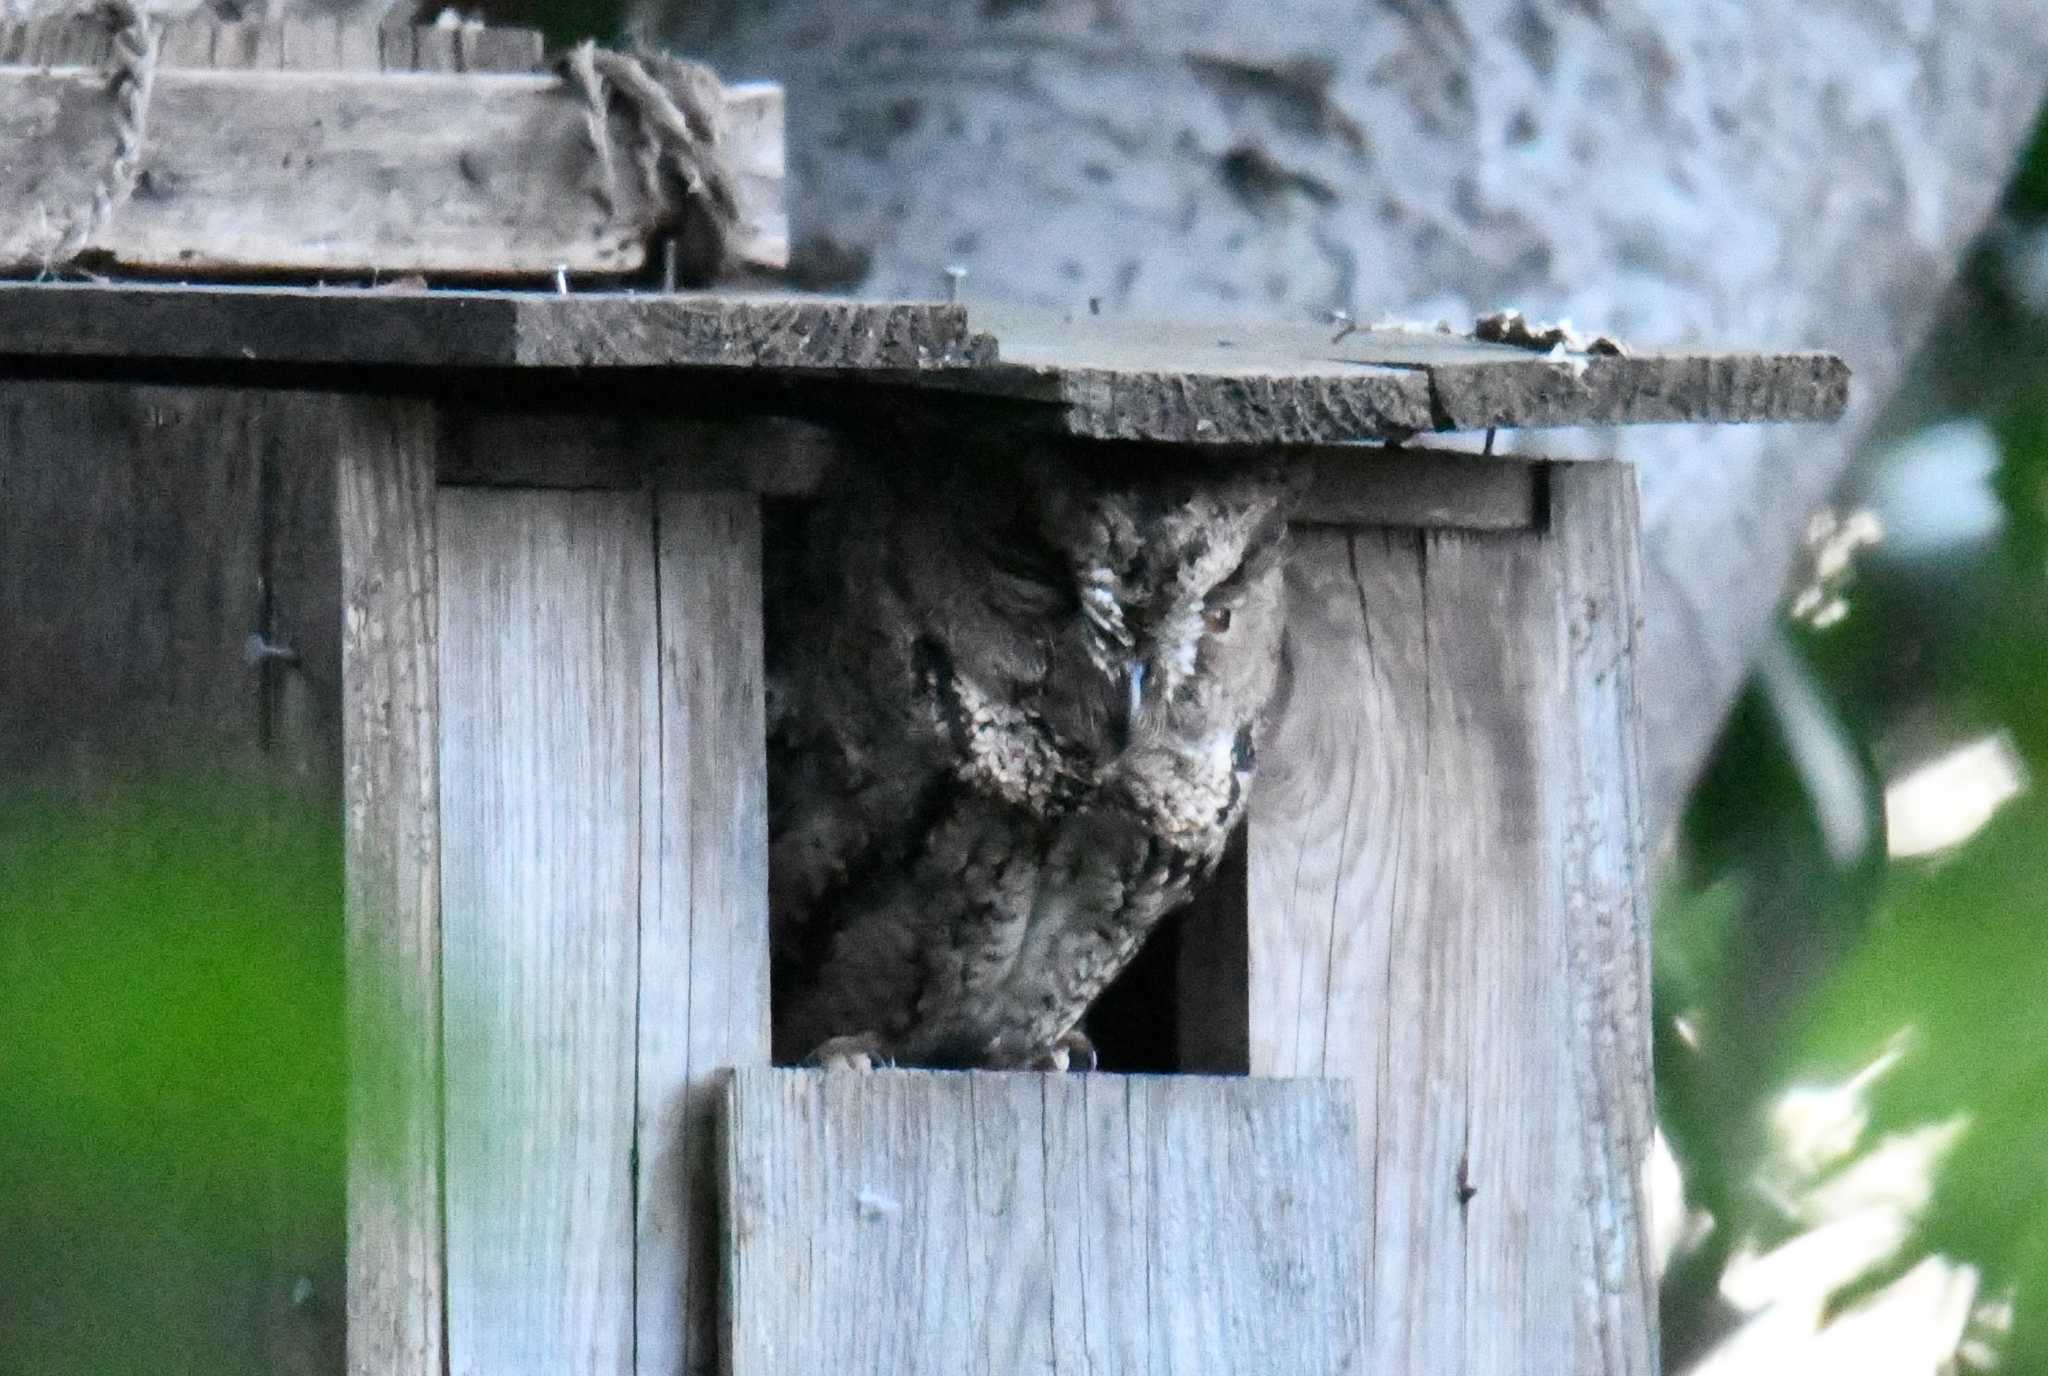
[1203,606,1233,634]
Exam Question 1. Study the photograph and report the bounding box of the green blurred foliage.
[0,783,346,1376]
[1657,105,2048,1372]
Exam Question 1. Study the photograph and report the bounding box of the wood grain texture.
[0,380,343,1376]
[436,488,654,1376]
[722,1069,1368,1376]
[0,55,781,275]
[1241,460,1655,1375]
[637,492,773,1376]
[0,282,994,371]
[0,381,266,784]
[87,17,534,77]
[263,394,346,790]
[1293,448,1537,529]
[1544,462,1658,1375]
[338,397,444,1376]
[438,420,1534,530]
[941,304,1847,442]
[437,408,837,495]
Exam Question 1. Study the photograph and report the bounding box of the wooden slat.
[459,25,545,75]
[436,488,652,1375]
[21,15,110,65]
[409,23,458,73]
[338,397,444,1376]
[1295,448,1536,528]
[0,380,346,1376]
[264,395,346,789]
[1543,462,1658,1373]
[636,492,773,1376]
[157,18,219,68]
[1043,1073,1147,1372]
[1240,461,1655,1375]
[0,380,266,783]
[722,1070,1368,1376]
[0,62,784,274]
[437,412,1537,530]
[939,302,1849,441]
[437,409,838,494]
[0,282,992,370]
[375,23,415,72]
[226,18,286,68]
[0,283,1841,447]
[278,18,362,72]
[249,394,349,1376]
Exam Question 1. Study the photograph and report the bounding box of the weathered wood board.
[639,491,772,1376]
[437,409,1539,529]
[0,20,784,276]
[0,379,355,1376]
[0,281,1844,445]
[437,489,651,1374]
[722,1069,1369,1376]
[948,302,1850,442]
[0,379,266,782]
[0,282,992,369]
[430,484,772,1376]
[1233,459,1657,1376]
[0,17,538,71]
[340,400,445,1376]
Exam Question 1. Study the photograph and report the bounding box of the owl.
[765,420,1293,1071]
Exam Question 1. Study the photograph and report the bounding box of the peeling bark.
[641,0,2048,838]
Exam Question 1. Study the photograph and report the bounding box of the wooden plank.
[723,1069,1368,1376]
[636,493,773,1376]
[21,15,110,65]
[0,282,1839,449]
[376,22,415,73]
[409,23,458,73]
[158,18,218,67]
[1542,461,1658,1375]
[437,408,837,494]
[437,488,653,1376]
[0,64,785,274]
[437,416,1533,529]
[338,397,444,1376]
[264,394,347,789]
[1042,1075,1148,1374]
[462,25,544,75]
[1240,463,1655,1375]
[1294,448,1536,529]
[941,303,1849,441]
[331,17,381,72]
[248,394,350,1376]
[0,283,993,370]
[212,19,286,71]
[278,18,352,72]
[0,379,344,1376]
[0,380,267,784]
[1425,351,1849,431]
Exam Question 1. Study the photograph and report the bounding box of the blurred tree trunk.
[636,0,2048,840]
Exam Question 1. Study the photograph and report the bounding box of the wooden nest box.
[0,19,1847,1376]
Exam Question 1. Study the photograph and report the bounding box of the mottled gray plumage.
[766,425,1292,1070]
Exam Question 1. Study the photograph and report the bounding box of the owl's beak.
[1112,659,1146,751]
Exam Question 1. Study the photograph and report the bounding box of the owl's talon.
[804,1032,893,1072]
[1033,1029,1098,1074]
